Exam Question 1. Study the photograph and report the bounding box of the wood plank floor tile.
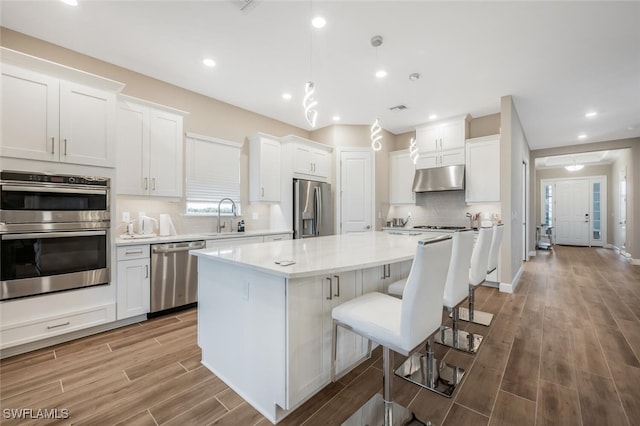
[570,327,610,378]
[608,362,640,422]
[617,319,640,361]
[405,387,454,426]
[575,370,629,426]
[215,387,246,411]
[489,390,536,426]
[539,324,576,389]
[277,380,344,426]
[161,395,228,426]
[209,401,264,426]
[455,364,503,416]
[442,402,489,426]
[536,380,581,426]
[593,324,640,369]
[500,337,539,402]
[114,409,158,426]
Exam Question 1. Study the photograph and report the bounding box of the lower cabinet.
[116,245,150,320]
[205,235,264,249]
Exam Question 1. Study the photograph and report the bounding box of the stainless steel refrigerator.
[293,178,332,239]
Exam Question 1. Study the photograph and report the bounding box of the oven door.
[0,184,109,224]
[1,229,110,301]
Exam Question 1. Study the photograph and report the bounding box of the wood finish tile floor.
[1,245,639,425]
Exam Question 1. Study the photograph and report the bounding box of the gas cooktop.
[413,225,468,230]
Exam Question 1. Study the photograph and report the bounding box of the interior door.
[555,179,590,246]
[339,150,373,234]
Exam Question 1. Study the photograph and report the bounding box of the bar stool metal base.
[394,352,465,398]
[433,326,483,354]
[342,394,431,426]
[456,307,494,326]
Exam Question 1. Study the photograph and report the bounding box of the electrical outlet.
[122,212,130,222]
[408,212,412,218]
[252,212,259,220]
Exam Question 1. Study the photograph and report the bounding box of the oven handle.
[1,185,108,196]
[1,230,107,240]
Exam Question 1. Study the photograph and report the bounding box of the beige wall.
[469,113,501,139]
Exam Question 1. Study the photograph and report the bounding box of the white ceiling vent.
[389,105,408,111]
[231,0,258,12]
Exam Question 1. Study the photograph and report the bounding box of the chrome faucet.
[217,198,237,233]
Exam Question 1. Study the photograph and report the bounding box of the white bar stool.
[483,224,504,288]
[332,235,453,426]
[458,226,494,326]
[431,229,483,353]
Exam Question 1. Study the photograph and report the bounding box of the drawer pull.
[47,321,70,330]
[125,249,144,255]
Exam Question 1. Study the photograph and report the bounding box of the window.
[592,182,601,240]
[185,133,242,215]
[543,183,553,227]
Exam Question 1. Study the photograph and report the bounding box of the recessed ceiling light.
[428,114,438,120]
[332,115,341,121]
[585,111,597,118]
[312,16,326,29]
[60,0,78,5]
[202,58,216,68]
[578,134,587,139]
[375,69,387,78]
[282,93,292,100]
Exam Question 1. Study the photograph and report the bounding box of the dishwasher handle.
[152,241,205,254]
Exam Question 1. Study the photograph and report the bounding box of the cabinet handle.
[144,178,148,190]
[386,264,391,279]
[47,321,70,330]
[64,138,68,155]
[145,265,149,278]
[125,249,144,255]
[152,178,156,190]
[261,187,264,198]
[51,137,55,154]
[326,277,333,300]
[333,275,340,297]
[381,264,391,279]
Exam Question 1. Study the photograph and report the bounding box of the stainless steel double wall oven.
[0,170,111,301]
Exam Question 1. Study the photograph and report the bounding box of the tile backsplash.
[387,191,501,228]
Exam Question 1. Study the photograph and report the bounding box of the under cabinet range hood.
[412,164,465,192]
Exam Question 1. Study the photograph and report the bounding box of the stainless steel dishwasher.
[150,240,205,313]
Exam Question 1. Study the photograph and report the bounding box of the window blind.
[185,133,242,204]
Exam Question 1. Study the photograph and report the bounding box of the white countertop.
[115,229,292,246]
[190,231,448,279]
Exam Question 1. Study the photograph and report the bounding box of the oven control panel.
[1,170,109,186]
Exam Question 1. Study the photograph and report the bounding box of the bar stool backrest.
[487,224,504,274]
[400,235,453,350]
[469,226,493,287]
[443,230,475,309]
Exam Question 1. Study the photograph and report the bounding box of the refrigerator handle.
[314,186,322,236]
[293,180,300,239]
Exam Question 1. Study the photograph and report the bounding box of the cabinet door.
[389,151,416,204]
[311,148,330,179]
[466,137,500,203]
[440,147,465,167]
[116,257,150,320]
[1,65,59,162]
[149,110,183,197]
[59,81,116,167]
[415,125,439,152]
[117,102,149,195]
[440,120,466,150]
[415,153,439,169]
[293,144,313,175]
[259,138,281,202]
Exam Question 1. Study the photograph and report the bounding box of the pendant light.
[303,2,319,128]
[409,136,419,164]
[370,35,384,151]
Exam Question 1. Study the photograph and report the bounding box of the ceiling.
[1,1,639,151]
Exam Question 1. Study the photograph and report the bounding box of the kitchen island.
[191,231,445,424]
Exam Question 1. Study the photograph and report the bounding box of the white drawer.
[263,233,291,242]
[0,303,115,349]
[117,244,150,260]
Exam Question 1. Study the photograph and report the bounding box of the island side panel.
[197,258,287,423]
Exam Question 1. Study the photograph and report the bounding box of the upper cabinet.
[282,135,333,182]
[117,96,188,197]
[1,52,124,168]
[465,135,501,203]
[389,150,416,205]
[249,133,281,203]
[414,114,470,169]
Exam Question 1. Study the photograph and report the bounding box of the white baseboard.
[631,258,640,266]
[500,263,524,294]
[528,250,537,257]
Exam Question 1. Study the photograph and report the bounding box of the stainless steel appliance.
[293,178,332,239]
[0,170,110,301]
[150,240,205,313]
[412,164,465,192]
[413,225,468,230]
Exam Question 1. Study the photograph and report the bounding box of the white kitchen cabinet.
[283,135,333,182]
[205,235,264,249]
[389,150,416,205]
[263,233,292,242]
[116,245,150,320]
[361,260,412,295]
[414,115,469,169]
[287,271,359,408]
[116,96,187,197]
[249,133,281,202]
[1,63,120,167]
[465,135,501,203]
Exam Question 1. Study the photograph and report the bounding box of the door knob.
[365,225,371,230]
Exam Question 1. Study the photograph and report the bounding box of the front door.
[339,149,374,234]
[555,179,590,246]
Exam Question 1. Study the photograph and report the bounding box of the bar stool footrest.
[342,393,431,426]
[394,352,465,398]
[433,326,483,353]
